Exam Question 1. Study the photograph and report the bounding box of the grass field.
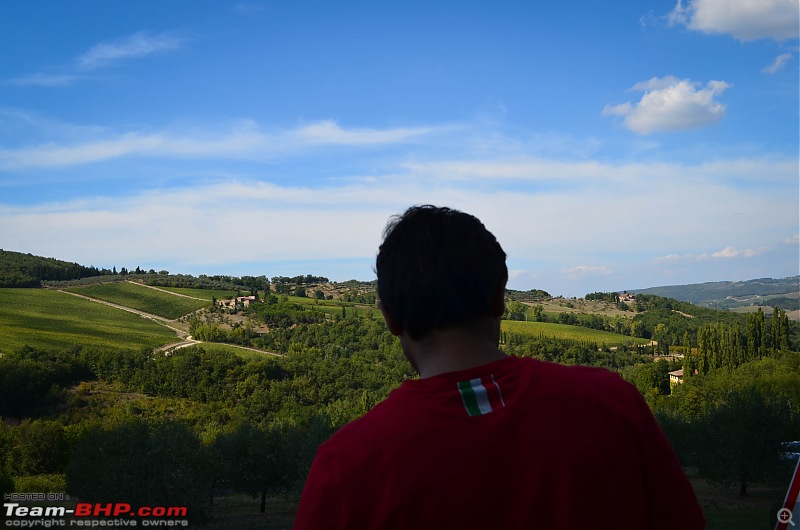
[181,342,281,362]
[66,281,210,319]
[157,286,239,301]
[286,295,382,319]
[535,297,634,318]
[501,320,649,345]
[0,289,177,353]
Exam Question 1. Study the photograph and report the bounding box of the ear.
[378,300,403,336]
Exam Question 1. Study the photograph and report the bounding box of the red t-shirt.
[294,356,705,529]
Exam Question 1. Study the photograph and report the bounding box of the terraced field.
[0,289,177,353]
[158,286,238,301]
[65,281,210,319]
[501,320,648,345]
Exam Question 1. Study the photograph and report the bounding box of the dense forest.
[0,249,108,287]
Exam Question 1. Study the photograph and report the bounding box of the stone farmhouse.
[217,295,257,309]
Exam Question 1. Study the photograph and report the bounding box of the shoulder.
[314,383,415,456]
[520,358,648,423]
[526,356,634,395]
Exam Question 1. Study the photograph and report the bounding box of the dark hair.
[376,205,508,340]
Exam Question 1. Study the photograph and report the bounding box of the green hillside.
[501,320,648,345]
[65,281,210,319]
[0,249,106,287]
[0,289,177,353]
[158,286,238,301]
[629,276,800,311]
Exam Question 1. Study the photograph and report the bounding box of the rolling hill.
[627,276,800,317]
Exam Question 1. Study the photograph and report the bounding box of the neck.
[401,318,508,379]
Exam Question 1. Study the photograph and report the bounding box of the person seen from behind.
[294,204,705,529]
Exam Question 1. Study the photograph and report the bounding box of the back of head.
[376,205,508,341]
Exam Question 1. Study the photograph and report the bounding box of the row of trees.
[0,417,332,520]
[0,249,108,287]
[657,352,799,496]
[685,307,792,377]
[503,295,799,354]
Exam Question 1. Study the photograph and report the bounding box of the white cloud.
[77,32,184,70]
[5,32,185,88]
[763,53,793,74]
[0,120,438,170]
[508,269,527,280]
[669,0,799,41]
[655,245,764,263]
[711,246,760,258]
[0,150,796,295]
[403,155,797,188]
[561,266,612,276]
[3,74,79,87]
[293,120,435,145]
[603,76,729,134]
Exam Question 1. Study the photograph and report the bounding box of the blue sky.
[0,0,797,297]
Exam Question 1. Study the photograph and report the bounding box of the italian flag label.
[457,375,506,417]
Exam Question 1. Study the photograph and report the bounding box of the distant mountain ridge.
[627,276,800,311]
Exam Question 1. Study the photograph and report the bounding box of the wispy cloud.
[668,0,799,41]
[77,32,184,70]
[603,76,729,134]
[655,245,765,263]
[763,53,793,74]
[711,246,761,259]
[402,156,797,187]
[0,165,795,294]
[4,31,184,88]
[562,265,612,277]
[0,120,440,170]
[293,120,436,146]
[234,3,269,15]
[3,74,80,87]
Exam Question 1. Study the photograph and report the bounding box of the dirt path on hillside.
[127,280,209,301]
[156,338,283,357]
[57,289,283,357]
[58,289,188,336]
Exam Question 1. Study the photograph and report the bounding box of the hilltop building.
[217,295,257,309]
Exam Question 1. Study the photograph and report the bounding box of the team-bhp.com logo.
[4,501,189,527]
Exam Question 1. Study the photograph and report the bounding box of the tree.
[664,354,800,497]
[211,423,302,512]
[772,307,791,353]
[503,301,527,321]
[0,421,14,496]
[695,385,796,496]
[630,320,644,338]
[67,420,210,519]
[621,360,671,401]
[653,323,669,356]
[746,308,766,360]
[8,420,68,476]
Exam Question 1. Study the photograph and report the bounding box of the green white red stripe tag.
[457,375,506,417]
